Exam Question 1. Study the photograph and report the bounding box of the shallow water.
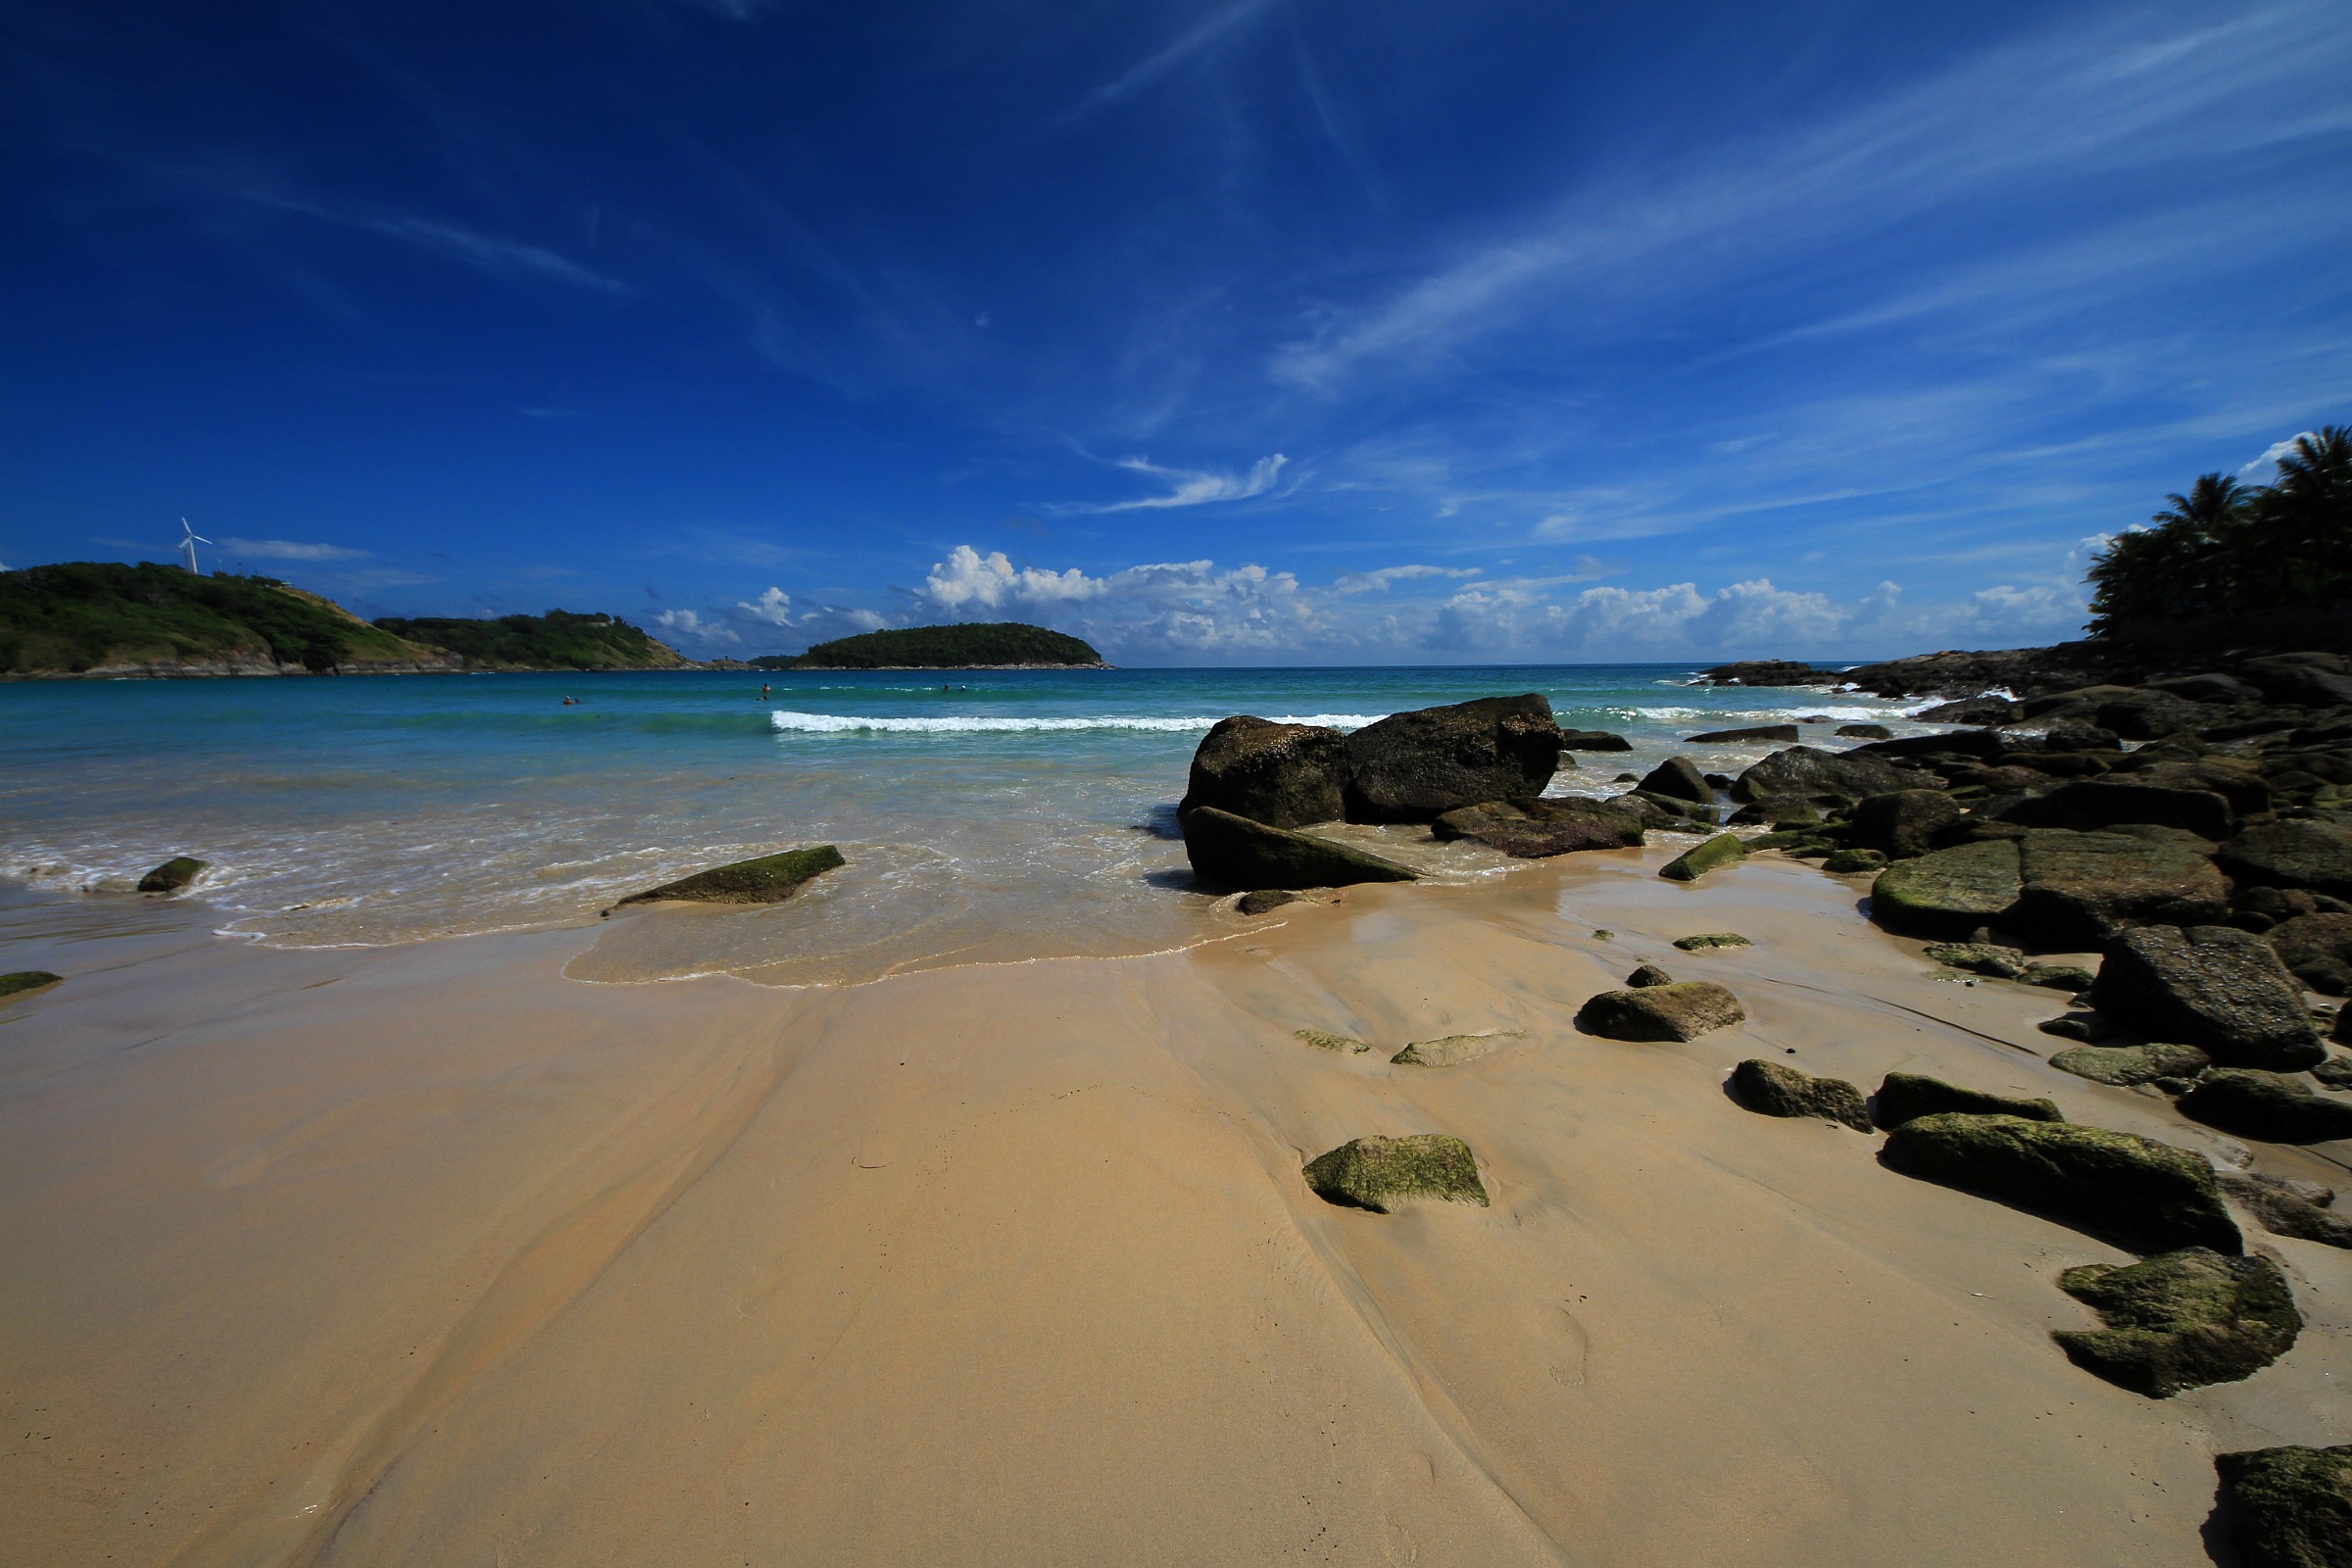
[0,663,1935,984]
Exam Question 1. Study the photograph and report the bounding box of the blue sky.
[3,1,2347,663]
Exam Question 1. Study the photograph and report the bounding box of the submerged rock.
[1179,716,1348,828]
[2053,1249,2299,1397]
[2090,925,2326,1070]
[136,856,207,894]
[2048,1042,2212,1087]
[1639,756,1713,804]
[1431,797,1643,858]
[1293,1028,1373,1054]
[2178,1069,2352,1145]
[614,845,845,907]
[1872,1072,2062,1130]
[1342,694,1563,822]
[0,970,63,1002]
[1391,1032,1518,1067]
[1659,833,1746,881]
[1673,931,1752,951]
[1302,1134,1489,1212]
[2220,1171,2352,1250]
[1871,839,2022,938]
[1236,888,1306,915]
[1685,723,1800,744]
[1879,1112,2241,1254]
[2215,1444,2352,1568]
[1836,722,1893,740]
[1730,1059,1872,1130]
[1183,807,1419,891]
[1576,981,1745,1042]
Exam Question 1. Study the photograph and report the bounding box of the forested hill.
[767,621,1106,669]
[0,562,456,676]
[371,610,694,671]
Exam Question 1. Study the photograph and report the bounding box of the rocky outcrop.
[2178,1069,2352,1144]
[2048,1042,2212,1087]
[0,970,62,1002]
[136,856,207,893]
[1871,839,2022,938]
[2220,1171,2352,1249]
[2090,925,2327,1070]
[1879,1113,2241,1254]
[2267,912,2352,996]
[2007,829,2230,948]
[1302,1134,1489,1212]
[1731,745,1921,805]
[614,845,845,907]
[1659,833,1746,882]
[1730,1059,1873,1130]
[1182,808,1419,891]
[1872,1072,2062,1129]
[1431,797,1643,858]
[1576,981,1745,1041]
[1341,694,1563,822]
[2221,819,2352,901]
[1850,790,1961,858]
[1178,716,1348,828]
[2053,1249,2300,1397]
[1696,660,1832,686]
[2215,1444,2352,1568]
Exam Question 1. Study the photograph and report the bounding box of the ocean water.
[0,664,1936,985]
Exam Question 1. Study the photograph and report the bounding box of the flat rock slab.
[1391,1032,1520,1067]
[1733,744,1920,804]
[2216,1444,2352,1568]
[2054,1248,2299,1397]
[1577,981,1745,1042]
[1880,1112,2241,1255]
[1730,1059,1872,1130]
[1183,808,1419,891]
[1997,779,2235,841]
[614,845,845,907]
[2009,829,2229,948]
[1302,1134,1489,1213]
[2048,1042,2212,1087]
[1871,839,2021,938]
[2220,817,2352,900]
[2090,925,2326,1071]
[2178,1069,2352,1145]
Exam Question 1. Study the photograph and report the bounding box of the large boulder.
[2053,1249,2300,1397]
[2268,911,2352,996]
[1182,808,1419,891]
[1638,756,1713,804]
[1870,839,2022,938]
[2178,1069,2352,1145]
[614,845,844,907]
[2215,1444,2352,1568]
[2220,819,2352,900]
[2090,926,2327,1070]
[2239,654,2352,708]
[1343,695,1563,822]
[137,856,207,893]
[1302,1134,1488,1212]
[1431,797,1643,858]
[1730,1059,1872,1130]
[1178,716,1347,827]
[1576,981,1745,1042]
[2006,829,2229,948]
[1995,779,2235,841]
[1872,1072,2062,1129]
[1850,790,1962,858]
[1732,745,1921,804]
[1879,1113,2241,1254]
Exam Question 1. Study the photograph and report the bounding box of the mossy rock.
[613,845,845,907]
[1873,1071,2063,1130]
[1659,832,1746,881]
[136,856,207,894]
[1576,982,1745,1042]
[1391,1032,1519,1067]
[1823,847,1888,873]
[2054,1248,2299,1397]
[1625,962,1674,988]
[2217,1444,2352,1568]
[0,970,62,1002]
[2021,962,2096,991]
[1673,932,1751,951]
[1293,1028,1373,1054]
[2048,1042,2211,1087]
[2220,1171,2352,1250]
[1303,1134,1489,1212]
[1880,1112,2240,1255]
[1925,942,2027,978]
[1730,1058,1872,1131]
[1871,839,2022,939]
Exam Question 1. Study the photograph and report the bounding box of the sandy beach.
[4,844,2345,1567]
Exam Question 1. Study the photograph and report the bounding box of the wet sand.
[1,852,2346,1567]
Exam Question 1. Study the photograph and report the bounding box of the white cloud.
[2239,431,2316,479]
[218,537,370,561]
[1332,564,1481,594]
[1055,453,1290,514]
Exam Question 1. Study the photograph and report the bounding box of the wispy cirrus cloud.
[1056,0,1285,125]
[218,537,370,561]
[1054,453,1290,513]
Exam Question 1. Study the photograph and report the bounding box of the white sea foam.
[767,710,1387,734]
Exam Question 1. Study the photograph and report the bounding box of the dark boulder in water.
[1342,694,1563,822]
[1182,807,1418,891]
[1685,723,1800,745]
[137,856,207,893]
[1430,797,1643,858]
[1178,716,1348,829]
[614,845,845,907]
[1637,756,1713,804]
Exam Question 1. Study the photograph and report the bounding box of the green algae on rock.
[1293,1028,1373,1054]
[2054,1248,2299,1397]
[0,970,63,1002]
[1871,1072,2063,1130]
[1871,839,2022,939]
[1390,1031,1521,1067]
[1658,832,1746,882]
[2215,1444,2352,1568]
[1673,932,1751,951]
[613,845,845,908]
[1730,1058,1873,1131]
[137,856,207,893]
[1880,1112,2240,1255]
[1576,981,1745,1042]
[2047,1042,2212,1087]
[1302,1135,1489,1213]
[1924,942,2027,978]
[1822,847,1888,873]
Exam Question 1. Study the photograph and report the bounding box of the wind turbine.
[177,518,212,574]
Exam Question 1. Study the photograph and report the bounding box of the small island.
[761,621,1107,670]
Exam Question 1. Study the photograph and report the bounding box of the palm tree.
[2256,425,2352,604]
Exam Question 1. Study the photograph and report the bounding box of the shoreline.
[4,844,2344,1565]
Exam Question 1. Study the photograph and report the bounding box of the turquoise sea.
[0,663,1933,984]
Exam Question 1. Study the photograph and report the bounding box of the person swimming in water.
[761,683,770,700]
